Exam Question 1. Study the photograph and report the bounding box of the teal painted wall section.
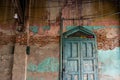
[27,76,58,80]
[66,25,120,31]
[30,26,39,34]
[29,26,51,34]
[83,26,120,30]
[27,57,59,72]
[98,47,120,76]
[27,77,45,80]
[83,26,105,30]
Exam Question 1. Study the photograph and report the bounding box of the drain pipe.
[25,0,31,80]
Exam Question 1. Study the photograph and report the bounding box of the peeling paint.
[27,77,45,80]
[27,76,58,80]
[30,26,39,34]
[83,26,105,30]
[66,26,120,31]
[27,57,59,72]
[37,57,59,72]
[84,26,120,30]
[66,26,104,31]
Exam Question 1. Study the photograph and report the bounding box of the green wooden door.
[63,39,98,80]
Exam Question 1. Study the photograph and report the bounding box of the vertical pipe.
[26,0,31,55]
[79,0,83,25]
[60,12,63,80]
[11,0,16,55]
[59,0,64,80]
[26,0,31,47]
[25,0,31,80]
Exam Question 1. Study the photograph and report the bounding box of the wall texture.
[0,0,15,80]
[0,0,120,80]
[0,44,13,80]
[26,1,120,80]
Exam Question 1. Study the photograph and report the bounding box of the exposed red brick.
[94,29,120,50]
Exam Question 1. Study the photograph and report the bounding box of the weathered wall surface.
[26,26,120,80]
[25,0,120,80]
[0,26,14,80]
[0,0,120,80]
[62,3,120,80]
[0,0,15,80]
[82,26,120,80]
[27,43,59,80]
[98,47,120,80]
[0,44,13,80]
[12,44,27,80]
[0,23,14,80]
[26,25,60,80]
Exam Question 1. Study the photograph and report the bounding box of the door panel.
[83,74,94,80]
[63,40,97,80]
[73,75,79,80]
[72,43,78,58]
[83,60,94,72]
[67,60,78,72]
[66,74,72,80]
[81,41,97,80]
[81,42,87,58]
[63,41,80,80]
[87,43,93,57]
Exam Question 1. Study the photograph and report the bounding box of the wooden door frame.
[59,24,98,80]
